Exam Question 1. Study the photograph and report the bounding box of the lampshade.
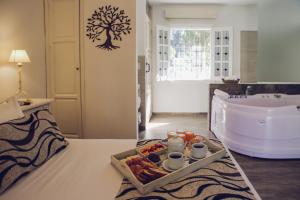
[9,50,31,64]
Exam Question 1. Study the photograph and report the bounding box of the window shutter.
[211,27,233,79]
[156,25,170,81]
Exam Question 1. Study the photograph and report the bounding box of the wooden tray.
[111,137,226,194]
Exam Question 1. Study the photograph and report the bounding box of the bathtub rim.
[214,95,300,113]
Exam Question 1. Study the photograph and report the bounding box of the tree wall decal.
[86,5,132,51]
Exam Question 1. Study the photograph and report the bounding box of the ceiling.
[148,0,258,5]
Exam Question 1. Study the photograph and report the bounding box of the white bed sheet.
[1,139,137,200]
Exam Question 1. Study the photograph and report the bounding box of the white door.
[145,15,152,123]
[45,0,82,138]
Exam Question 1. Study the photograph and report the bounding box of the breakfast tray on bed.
[114,138,259,200]
[111,137,226,194]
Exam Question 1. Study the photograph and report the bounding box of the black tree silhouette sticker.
[86,5,132,51]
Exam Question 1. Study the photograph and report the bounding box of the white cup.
[167,152,184,170]
[191,143,208,159]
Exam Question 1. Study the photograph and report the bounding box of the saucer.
[188,154,205,160]
[188,151,210,160]
[162,160,188,172]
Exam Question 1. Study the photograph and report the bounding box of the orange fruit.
[184,131,195,142]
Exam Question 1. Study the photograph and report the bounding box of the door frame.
[79,0,86,139]
[145,14,152,123]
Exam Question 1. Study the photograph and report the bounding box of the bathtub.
[211,90,300,159]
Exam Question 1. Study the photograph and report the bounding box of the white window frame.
[211,27,233,80]
[156,25,170,81]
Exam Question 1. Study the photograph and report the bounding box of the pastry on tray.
[138,143,167,157]
[124,155,168,184]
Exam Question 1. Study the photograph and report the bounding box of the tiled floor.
[139,113,209,140]
[139,113,300,200]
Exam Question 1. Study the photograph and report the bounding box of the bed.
[0,98,260,200]
[1,139,136,200]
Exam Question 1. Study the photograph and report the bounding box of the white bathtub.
[211,91,300,159]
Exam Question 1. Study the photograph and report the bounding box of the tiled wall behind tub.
[208,83,300,130]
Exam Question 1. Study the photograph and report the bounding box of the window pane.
[168,29,211,81]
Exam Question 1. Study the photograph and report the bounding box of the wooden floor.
[140,114,300,200]
[231,152,300,200]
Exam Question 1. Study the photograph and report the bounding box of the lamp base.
[16,90,32,106]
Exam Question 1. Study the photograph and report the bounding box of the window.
[156,26,233,81]
[169,28,211,80]
[157,28,211,81]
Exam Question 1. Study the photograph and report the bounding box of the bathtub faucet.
[245,86,255,96]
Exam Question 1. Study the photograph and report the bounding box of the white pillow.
[0,96,24,124]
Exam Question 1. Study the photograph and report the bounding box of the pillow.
[0,96,24,124]
[0,106,69,194]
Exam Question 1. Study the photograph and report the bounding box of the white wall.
[136,0,147,56]
[0,0,46,102]
[151,4,257,113]
[257,0,300,82]
[153,80,210,112]
[83,0,137,139]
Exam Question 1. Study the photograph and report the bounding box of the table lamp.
[8,50,31,95]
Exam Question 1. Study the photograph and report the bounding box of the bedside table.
[20,98,53,112]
